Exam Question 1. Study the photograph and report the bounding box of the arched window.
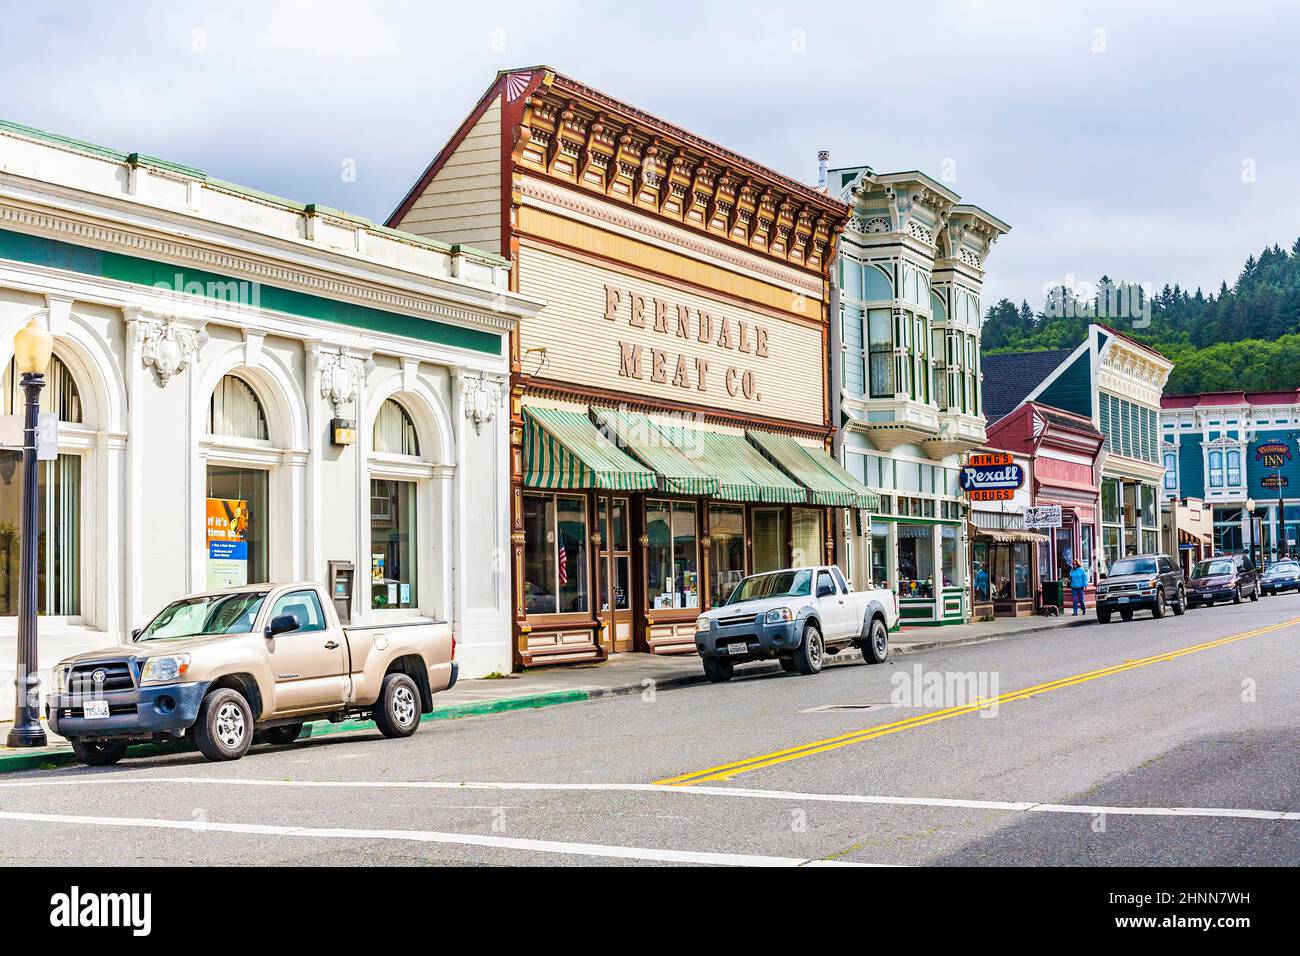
[3,354,82,423]
[373,399,419,456]
[208,375,268,440]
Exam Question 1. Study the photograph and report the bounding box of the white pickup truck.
[693,565,899,682]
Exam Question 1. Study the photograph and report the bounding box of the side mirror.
[265,614,300,639]
[130,628,142,642]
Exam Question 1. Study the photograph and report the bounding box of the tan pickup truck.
[47,582,457,766]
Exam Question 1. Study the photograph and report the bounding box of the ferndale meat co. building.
[389,68,875,666]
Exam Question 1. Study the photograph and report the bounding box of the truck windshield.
[1108,558,1156,577]
[136,591,269,641]
[727,570,812,604]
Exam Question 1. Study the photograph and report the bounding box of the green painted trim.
[0,689,592,774]
[866,514,963,526]
[0,227,502,355]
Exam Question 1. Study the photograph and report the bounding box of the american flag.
[558,540,568,586]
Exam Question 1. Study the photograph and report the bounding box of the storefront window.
[1102,527,1121,569]
[1139,484,1156,529]
[206,465,268,587]
[370,479,416,609]
[647,499,698,610]
[1054,527,1073,579]
[0,452,81,615]
[1013,542,1031,599]
[870,522,888,588]
[708,504,745,606]
[972,541,990,601]
[3,355,82,422]
[1081,525,1095,574]
[940,525,957,588]
[897,524,933,598]
[751,507,787,574]
[1141,529,1158,554]
[791,508,823,567]
[523,492,588,615]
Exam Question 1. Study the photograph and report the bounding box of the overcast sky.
[3,0,1297,312]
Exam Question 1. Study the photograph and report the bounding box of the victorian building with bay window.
[388,68,876,665]
[0,118,540,708]
[983,324,1173,573]
[826,163,1009,625]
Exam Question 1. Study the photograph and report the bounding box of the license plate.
[82,700,109,719]
[726,642,748,655]
[1117,596,1130,604]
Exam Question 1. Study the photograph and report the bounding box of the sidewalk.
[0,611,1090,772]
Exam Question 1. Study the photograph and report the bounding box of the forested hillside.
[982,239,1300,395]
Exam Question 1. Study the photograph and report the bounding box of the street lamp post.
[6,317,53,748]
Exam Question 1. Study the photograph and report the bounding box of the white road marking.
[3,775,1297,822]
[0,809,878,867]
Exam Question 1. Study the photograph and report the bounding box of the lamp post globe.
[7,316,52,748]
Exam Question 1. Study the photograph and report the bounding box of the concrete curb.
[0,617,1090,774]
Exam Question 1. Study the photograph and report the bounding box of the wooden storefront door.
[598,495,634,653]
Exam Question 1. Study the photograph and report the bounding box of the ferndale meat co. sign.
[961,452,1026,502]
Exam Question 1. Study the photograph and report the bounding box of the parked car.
[1185,553,1260,607]
[1095,553,1186,623]
[1259,559,1300,596]
[47,582,457,766]
[693,565,899,682]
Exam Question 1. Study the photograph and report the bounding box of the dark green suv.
[1095,553,1187,623]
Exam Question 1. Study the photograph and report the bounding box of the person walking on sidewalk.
[1069,560,1089,616]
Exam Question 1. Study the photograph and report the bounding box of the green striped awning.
[589,409,720,497]
[746,430,881,510]
[522,406,657,491]
[651,424,805,503]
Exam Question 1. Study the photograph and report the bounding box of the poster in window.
[206,497,249,589]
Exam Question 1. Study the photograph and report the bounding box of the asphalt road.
[1,595,1297,867]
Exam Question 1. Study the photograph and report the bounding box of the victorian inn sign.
[0,117,541,697]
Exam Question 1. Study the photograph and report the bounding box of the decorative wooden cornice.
[510,68,848,276]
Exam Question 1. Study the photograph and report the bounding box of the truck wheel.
[1151,589,1167,618]
[861,617,889,665]
[1096,608,1111,624]
[193,687,254,762]
[1171,587,1186,616]
[262,723,303,746]
[778,656,797,673]
[1249,584,1259,602]
[1232,586,1243,605]
[702,657,734,683]
[373,672,421,739]
[69,739,128,767]
[793,623,824,675]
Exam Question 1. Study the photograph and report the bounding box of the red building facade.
[985,402,1106,609]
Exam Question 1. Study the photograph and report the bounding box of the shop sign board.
[206,497,249,588]
[1255,440,1292,468]
[961,452,1026,502]
[1262,473,1288,489]
[1025,505,1063,530]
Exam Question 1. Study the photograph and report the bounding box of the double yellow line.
[656,617,1300,787]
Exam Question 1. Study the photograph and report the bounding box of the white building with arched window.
[0,119,542,709]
